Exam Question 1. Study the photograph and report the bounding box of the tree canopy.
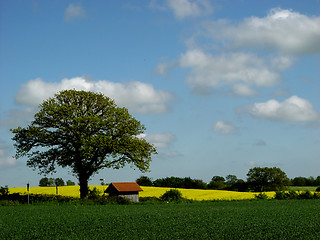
[246,167,290,192]
[11,90,157,198]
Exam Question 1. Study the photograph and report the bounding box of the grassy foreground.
[1,200,319,239]
[9,185,275,200]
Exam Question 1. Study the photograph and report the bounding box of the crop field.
[288,186,317,192]
[1,200,319,239]
[9,186,275,200]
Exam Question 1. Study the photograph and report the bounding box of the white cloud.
[179,49,282,95]
[205,8,320,55]
[271,56,295,71]
[150,0,212,20]
[0,149,15,167]
[144,133,175,149]
[213,121,236,134]
[64,3,87,22]
[155,61,178,76]
[244,96,320,122]
[166,0,212,20]
[232,84,257,97]
[15,77,172,114]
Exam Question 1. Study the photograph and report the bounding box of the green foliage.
[39,177,64,186]
[1,201,320,239]
[255,192,269,200]
[136,175,153,186]
[291,176,320,186]
[11,90,157,199]
[88,187,102,200]
[66,180,75,186]
[0,186,9,196]
[114,196,131,205]
[247,167,290,192]
[160,189,183,202]
[275,190,320,200]
[0,192,79,204]
[298,190,313,200]
[316,186,320,192]
[225,175,238,185]
[39,177,54,187]
[55,178,65,186]
[153,176,207,189]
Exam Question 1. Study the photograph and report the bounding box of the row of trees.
[137,167,319,192]
[39,177,75,187]
[291,176,320,186]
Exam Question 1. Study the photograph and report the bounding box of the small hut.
[105,182,143,202]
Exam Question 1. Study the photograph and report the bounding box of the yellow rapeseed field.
[9,186,275,200]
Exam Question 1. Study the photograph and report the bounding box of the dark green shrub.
[298,191,313,200]
[316,186,320,192]
[88,187,102,200]
[288,190,299,199]
[0,186,9,196]
[313,192,320,199]
[139,197,161,203]
[105,195,131,205]
[275,191,287,200]
[255,193,269,200]
[160,189,183,202]
[116,196,131,205]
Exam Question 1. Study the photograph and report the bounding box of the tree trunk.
[79,173,89,199]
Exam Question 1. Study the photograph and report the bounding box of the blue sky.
[1,0,320,187]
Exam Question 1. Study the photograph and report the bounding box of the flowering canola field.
[9,185,275,200]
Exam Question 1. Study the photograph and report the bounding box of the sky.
[1,0,320,188]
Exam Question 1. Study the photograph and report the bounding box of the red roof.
[107,182,143,192]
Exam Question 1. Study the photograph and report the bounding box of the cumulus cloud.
[178,49,283,95]
[154,61,178,76]
[150,0,212,20]
[232,84,257,97]
[205,8,320,55]
[166,0,212,19]
[243,96,320,122]
[15,77,172,114]
[64,3,87,22]
[137,132,175,149]
[144,133,176,149]
[213,121,237,134]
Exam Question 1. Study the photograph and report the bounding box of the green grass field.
[288,186,318,191]
[1,200,319,239]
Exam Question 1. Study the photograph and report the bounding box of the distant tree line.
[136,167,320,192]
[291,176,320,186]
[39,177,75,187]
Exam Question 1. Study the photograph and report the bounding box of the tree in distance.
[39,177,55,187]
[11,90,157,199]
[246,167,290,192]
[66,180,75,186]
[207,176,226,190]
[55,178,65,186]
[136,175,153,186]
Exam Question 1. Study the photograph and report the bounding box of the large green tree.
[11,90,157,198]
[247,167,290,192]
